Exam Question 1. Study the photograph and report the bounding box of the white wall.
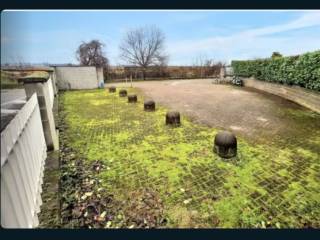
[55,66,99,90]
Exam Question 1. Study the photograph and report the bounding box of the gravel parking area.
[107,79,320,143]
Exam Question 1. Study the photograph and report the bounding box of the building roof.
[1,66,54,72]
[50,64,97,68]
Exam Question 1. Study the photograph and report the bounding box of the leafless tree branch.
[119,26,168,79]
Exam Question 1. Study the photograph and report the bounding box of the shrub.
[231,50,320,91]
[271,52,283,59]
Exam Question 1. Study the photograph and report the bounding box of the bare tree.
[204,59,225,77]
[193,54,208,78]
[193,55,225,78]
[76,40,109,68]
[119,26,168,80]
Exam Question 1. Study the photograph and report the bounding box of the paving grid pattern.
[60,87,320,228]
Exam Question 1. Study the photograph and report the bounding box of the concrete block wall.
[242,77,320,114]
[54,66,101,90]
[19,77,58,151]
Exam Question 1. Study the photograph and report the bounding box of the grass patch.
[59,88,320,228]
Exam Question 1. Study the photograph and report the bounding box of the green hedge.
[231,50,320,91]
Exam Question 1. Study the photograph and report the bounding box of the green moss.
[38,151,60,228]
[59,88,320,228]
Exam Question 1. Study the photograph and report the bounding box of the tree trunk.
[142,68,146,80]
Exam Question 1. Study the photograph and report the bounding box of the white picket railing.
[1,93,47,228]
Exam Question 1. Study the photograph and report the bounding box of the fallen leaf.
[105,221,112,228]
[100,211,106,218]
[85,192,93,197]
[81,195,88,200]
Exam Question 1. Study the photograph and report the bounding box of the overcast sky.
[1,10,320,65]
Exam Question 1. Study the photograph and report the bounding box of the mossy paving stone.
[57,89,320,228]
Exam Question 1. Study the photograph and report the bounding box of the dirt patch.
[122,188,165,228]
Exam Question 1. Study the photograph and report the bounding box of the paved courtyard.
[1,89,26,104]
[108,79,320,143]
[58,81,320,228]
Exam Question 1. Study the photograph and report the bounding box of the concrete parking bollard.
[213,131,237,158]
[166,111,181,126]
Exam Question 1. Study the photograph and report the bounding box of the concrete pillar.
[48,70,58,96]
[18,76,58,151]
[96,67,104,88]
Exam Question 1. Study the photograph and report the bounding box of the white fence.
[1,93,47,228]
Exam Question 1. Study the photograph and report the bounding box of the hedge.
[231,50,320,91]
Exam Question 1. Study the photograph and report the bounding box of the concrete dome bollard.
[119,89,127,97]
[144,100,156,111]
[128,94,138,103]
[166,111,181,126]
[109,86,116,93]
[213,131,237,158]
